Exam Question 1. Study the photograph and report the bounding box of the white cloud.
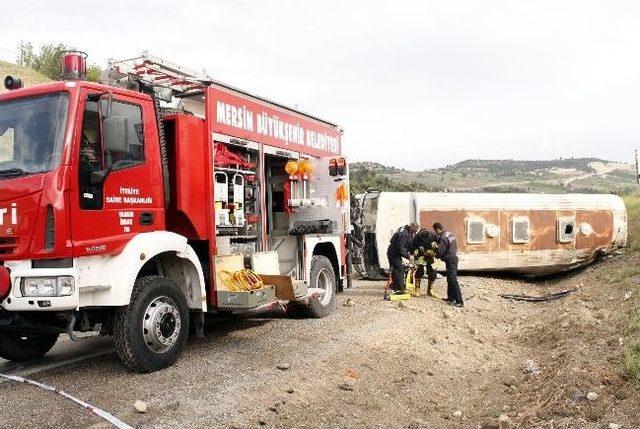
[1,0,639,169]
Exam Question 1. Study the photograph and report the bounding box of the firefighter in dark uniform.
[387,223,420,294]
[432,222,464,307]
[410,228,439,298]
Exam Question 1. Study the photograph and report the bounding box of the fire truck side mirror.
[89,116,128,186]
[88,91,114,117]
[103,116,129,154]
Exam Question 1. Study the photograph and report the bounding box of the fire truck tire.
[299,255,336,318]
[0,331,59,362]
[113,276,190,373]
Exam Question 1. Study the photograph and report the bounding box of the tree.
[16,41,102,82]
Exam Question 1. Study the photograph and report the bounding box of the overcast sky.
[1,1,639,169]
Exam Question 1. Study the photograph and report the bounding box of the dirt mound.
[507,252,640,428]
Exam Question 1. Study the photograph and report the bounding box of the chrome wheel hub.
[143,296,181,353]
[316,267,334,305]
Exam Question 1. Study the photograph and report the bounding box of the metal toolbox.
[216,285,276,309]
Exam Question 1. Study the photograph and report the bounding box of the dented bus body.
[352,191,627,277]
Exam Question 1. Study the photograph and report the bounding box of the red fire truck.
[0,52,349,372]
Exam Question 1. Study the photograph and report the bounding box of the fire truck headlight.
[57,277,75,296]
[20,277,75,297]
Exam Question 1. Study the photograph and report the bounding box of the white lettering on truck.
[0,203,17,226]
[106,188,153,205]
[215,100,340,154]
[216,101,254,132]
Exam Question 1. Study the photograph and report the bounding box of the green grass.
[0,60,51,92]
[622,193,640,381]
[597,266,640,284]
[623,339,640,382]
[623,193,640,251]
[624,302,640,382]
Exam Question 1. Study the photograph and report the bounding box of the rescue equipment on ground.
[499,288,576,302]
[383,268,415,301]
[389,292,411,301]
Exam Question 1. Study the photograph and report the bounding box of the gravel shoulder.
[0,252,638,429]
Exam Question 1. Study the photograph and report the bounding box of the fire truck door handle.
[140,212,154,226]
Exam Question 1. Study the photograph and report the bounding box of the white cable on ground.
[0,373,134,429]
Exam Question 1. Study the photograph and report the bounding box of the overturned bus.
[351,191,627,277]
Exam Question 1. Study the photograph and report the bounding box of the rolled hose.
[219,269,264,292]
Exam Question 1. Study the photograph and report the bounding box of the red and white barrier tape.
[0,373,134,429]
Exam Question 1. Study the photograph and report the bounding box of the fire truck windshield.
[0,92,69,179]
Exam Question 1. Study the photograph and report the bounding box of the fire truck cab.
[0,52,349,372]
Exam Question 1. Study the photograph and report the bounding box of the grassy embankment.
[0,60,51,93]
[622,193,640,380]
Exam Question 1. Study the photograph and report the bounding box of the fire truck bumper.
[0,260,78,312]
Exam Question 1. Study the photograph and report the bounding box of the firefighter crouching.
[410,228,439,298]
[387,223,420,294]
[432,222,464,307]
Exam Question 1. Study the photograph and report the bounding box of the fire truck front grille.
[0,237,18,255]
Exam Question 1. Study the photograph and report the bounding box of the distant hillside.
[0,62,636,197]
[0,60,51,93]
[350,158,637,195]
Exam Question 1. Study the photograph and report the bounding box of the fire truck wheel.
[0,331,59,362]
[300,255,336,318]
[113,276,190,373]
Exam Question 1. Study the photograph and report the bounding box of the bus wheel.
[300,255,336,318]
[0,331,58,361]
[113,276,190,373]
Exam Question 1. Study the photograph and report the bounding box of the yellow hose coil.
[219,269,264,291]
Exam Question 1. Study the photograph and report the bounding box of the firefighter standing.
[432,222,464,307]
[387,223,420,294]
[410,228,439,298]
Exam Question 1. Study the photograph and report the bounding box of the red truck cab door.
[70,89,165,256]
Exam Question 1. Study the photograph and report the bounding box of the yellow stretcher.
[384,267,416,301]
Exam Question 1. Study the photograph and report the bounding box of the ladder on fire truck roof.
[108,51,341,127]
[108,51,211,97]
